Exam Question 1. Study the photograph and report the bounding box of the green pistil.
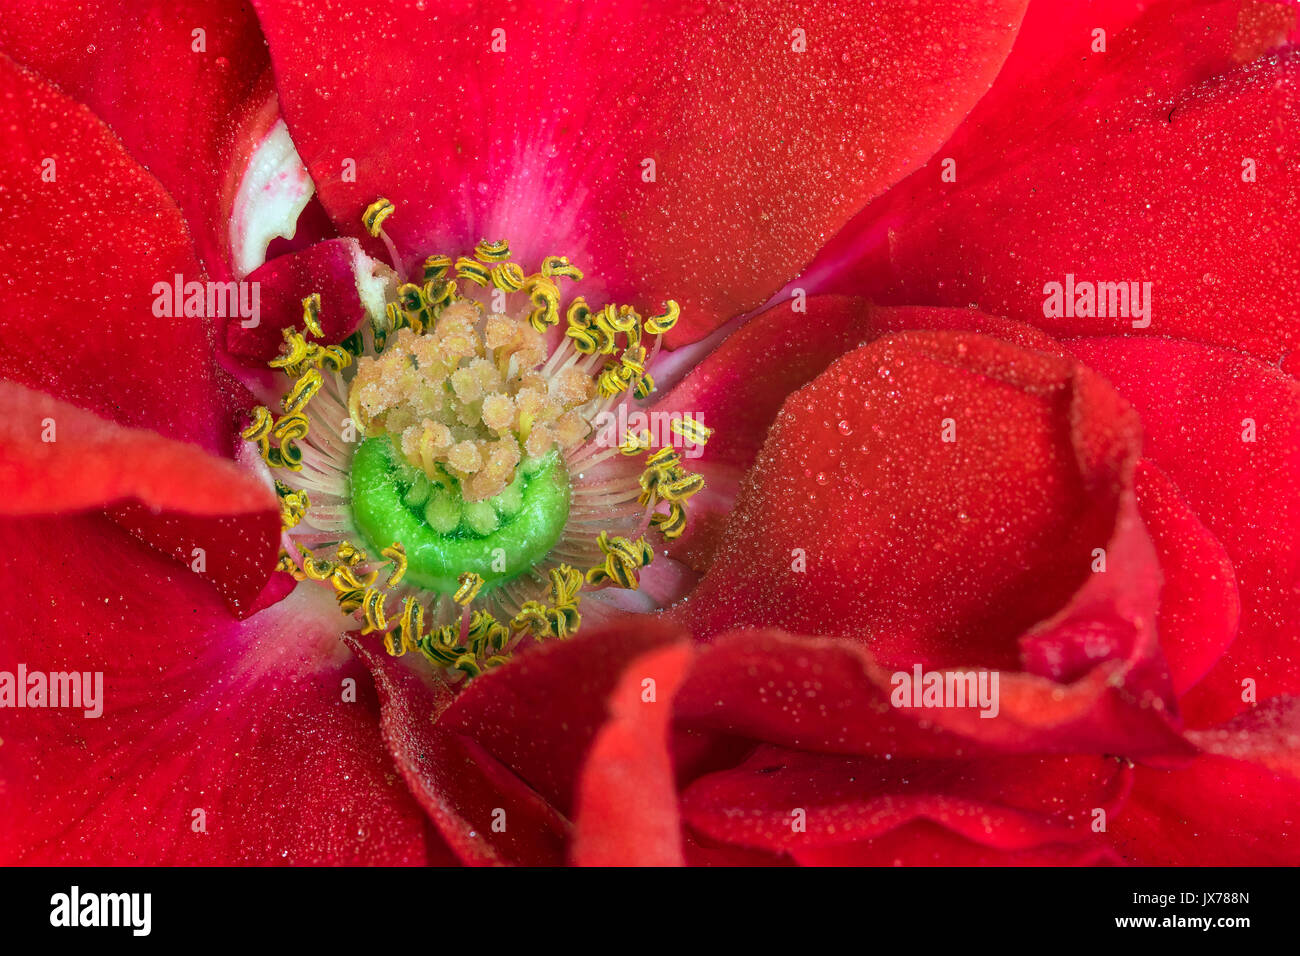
[349,436,570,594]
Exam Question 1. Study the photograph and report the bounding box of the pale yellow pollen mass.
[348,301,602,502]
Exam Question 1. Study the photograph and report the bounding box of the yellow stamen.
[362,198,395,237]
[302,293,323,337]
[454,571,485,605]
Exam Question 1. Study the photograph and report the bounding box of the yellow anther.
[566,296,592,329]
[646,447,681,469]
[360,586,389,634]
[394,596,426,656]
[660,470,705,502]
[369,303,393,353]
[336,540,368,566]
[596,364,631,398]
[362,198,395,237]
[422,254,452,281]
[269,328,312,375]
[453,654,482,678]
[619,429,652,456]
[526,276,560,331]
[381,542,408,588]
[301,293,323,338]
[282,368,322,415]
[270,411,309,469]
[491,261,526,292]
[632,373,656,400]
[454,571,484,605]
[274,479,310,529]
[275,550,307,581]
[466,610,510,655]
[331,562,378,591]
[541,255,584,281]
[651,501,688,539]
[474,239,511,263]
[566,325,600,354]
[608,305,639,334]
[316,343,353,371]
[510,563,584,641]
[396,283,428,330]
[298,545,336,581]
[645,300,680,335]
[455,256,491,287]
[671,416,713,447]
[586,532,654,589]
[241,405,274,443]
[423,278,455,307]
[336,587,366,614]
[549,564,584,606]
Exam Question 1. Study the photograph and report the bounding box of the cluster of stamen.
[245,199,712,680]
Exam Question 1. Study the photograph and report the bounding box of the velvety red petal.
[1108,698,1300,864]
[572,644,695,866]
[1068,337,1300,726]
[674,329,1161,687]
[0,516,439,865]
[811,26,1300,362]
[352,619,688,865]
[681,745,1127,856]
[793,823,1119,865]
[0,0,274,278]
[0,54,233,454]
[252,0,1027,343]
[1135,460,1240,697]
[225,237,373,367]
[0,380,278,612]
[650,298,1070,570]
[674,630,1190,761]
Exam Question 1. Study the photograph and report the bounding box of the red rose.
[1,0,1298,867]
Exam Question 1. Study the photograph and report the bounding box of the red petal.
[0,0,274,278]
[681,745,1127,856]
[0,54,232,454]
[793,823,1119,866]
[1108,698,1300,864]
[352,619,688,865]
[675,329,1157,684]
[252,0,1027,343]
[1135,460,1240,697]
[0,380,278,612]
[1068,337,1300,725]
[572,644,695,866]
[812,28,1300,362]
[226,237,373,367]
[651,299,1071,569]
[0,516,438,865]
[674,629,1190,760]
